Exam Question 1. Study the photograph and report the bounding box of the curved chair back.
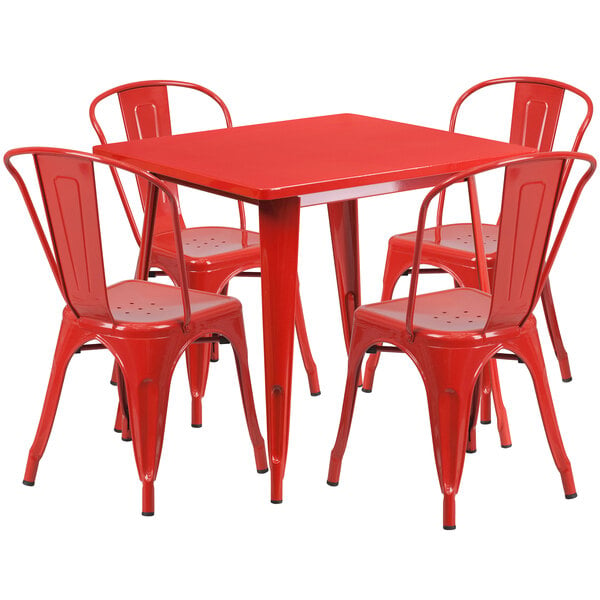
[90,80,243,241]
[4,148,192,329]
[436,77,593,228]
[407,152,596,339]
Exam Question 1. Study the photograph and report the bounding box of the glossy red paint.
[94,114,537,202]
[363,78,594,434]
[328,151,596,529]
[90,81,319,428]
[5,148,267,515]
[95,113,537,502]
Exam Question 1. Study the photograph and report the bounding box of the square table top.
[94,113,536,202]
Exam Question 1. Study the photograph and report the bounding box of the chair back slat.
[118,85,173,140]
[117,85,183,236]
[486,159,564,329]
[34,153,112,320]
[509,82,564,150]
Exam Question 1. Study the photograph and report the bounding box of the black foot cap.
[466,448,477,454]
[110,380,118,386]
[362,388,372,394]
[271,499,283,504]
[210,358,219,363]
[566,492,578,499]
[257,468,269,474]
[501,444,512,449]
[480,420,492,425]
[142,511,154,516]
[191,424,203,428]
[311,392,321,397]
[122,437,132,442]
[23,480,35,487]
[114,428,122,433]
[327,480,339,487]
[443,525,456,531]
[563,377,573,383]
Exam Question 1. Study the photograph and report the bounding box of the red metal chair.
[5,147,268,516]
[363,77,593,441]
[89,80,320,429]
[327,151,595,529]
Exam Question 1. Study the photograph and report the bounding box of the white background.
[1,1,598,598]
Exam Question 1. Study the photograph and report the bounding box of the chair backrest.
[4,148,192,329]
[406,152,596,339]
[436,77,593,227]
[89,80,244,241]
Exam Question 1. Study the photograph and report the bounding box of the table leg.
[259,197,301,503]
[328,200,361,352]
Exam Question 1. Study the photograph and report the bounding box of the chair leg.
[211,283,230,363]
[116,338,179,516]
[185,271,225,427]
[416,347,482,530]
[23,318,86,486]
[226,318,268,473]
[467,378,482,453]
[479,363,493,424]
[110,361,119,386]
[186,340,211,428]
[116,366,131,441]
[513,329,576,498]
[362,248,412,393]
[540,280,572,382]
[294,282,321,396]
[328,341,366,485]
[489,359,511,448]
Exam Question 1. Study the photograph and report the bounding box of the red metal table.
[94,113,535,502]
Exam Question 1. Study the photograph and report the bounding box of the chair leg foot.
[443,493,456,530]
[142,480,155,516]
[23,455,40,487]
[560,469,576,498]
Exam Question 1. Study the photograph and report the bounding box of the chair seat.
[107,280,240,325]
[153,226,260,269]
[356,288,492,334]
[391,223,499,256]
